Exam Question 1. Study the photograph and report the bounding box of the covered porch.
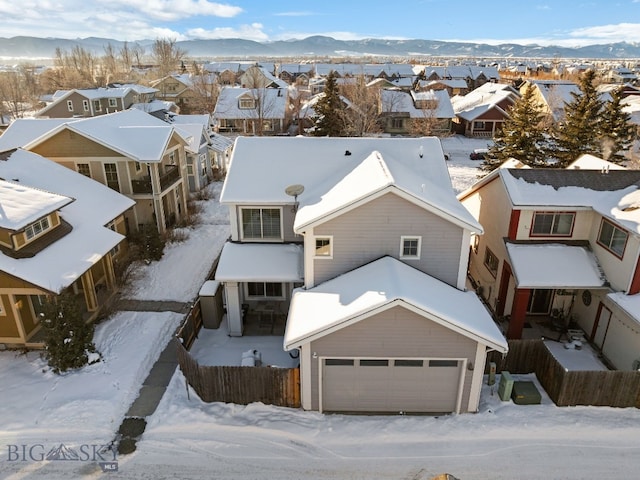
[214,242,304,337]
[498,242,608,340]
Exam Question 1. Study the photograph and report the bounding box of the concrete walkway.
[114,298,190,454]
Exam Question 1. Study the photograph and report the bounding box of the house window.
[108,98,117,108]
[473,121,486,130]
[391,118,403,129]
[241,208,282,240]
[135,162,142,172]
[104,163,120,192]
[483,247,499,277]
[315,237,332,258]
[25,217,51,241]
[30,295,48,319]
[400,236,421,259]
[93,100,102,112]
[246,282,283,299]
[82,100,89,111]
[598,219,628,257]
[168,151,176,165]
[77,163,91,177]
[531,212,574,236]
[239,97,256,109]
[67,100,74,111]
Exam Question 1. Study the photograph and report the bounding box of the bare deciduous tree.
[151,38,187,78]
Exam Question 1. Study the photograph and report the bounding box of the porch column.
[81,271,98,312]
[507,288,530,339]
[104,253,116,291]
[225,282,243,337]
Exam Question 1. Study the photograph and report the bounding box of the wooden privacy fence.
[488,339,640,408]
[175,337,301,407]
[176,299,203,350]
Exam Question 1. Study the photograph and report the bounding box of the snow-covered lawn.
[3,137,640,479]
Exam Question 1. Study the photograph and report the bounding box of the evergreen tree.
[313,70,347,136]
[551,70,604,167]
[41,292,100,374]
[485,85,548,171]
[598,88,634,164]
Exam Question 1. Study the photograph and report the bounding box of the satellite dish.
[285,184,305,198]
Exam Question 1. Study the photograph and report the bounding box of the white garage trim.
[468,343,488,413]
[318,356,466,414]
[300,344,312,410]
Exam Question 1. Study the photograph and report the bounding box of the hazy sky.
[2,0,640,47]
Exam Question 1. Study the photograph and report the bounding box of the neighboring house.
[518,80,581,123]
[313,63,415,82]
[0,148,134,347]
[278,63,314,86]
[213,86,289,135]
[150,74,216,114]
[36,84,158,118]
[169,114,215,192]
[0,109,190,234]
[459,161,640,371]
[240,65,288,89]
[215,136,507,414]
[451,82,519,137]
[415,78,470,97]
[416,65,501,91]
[208,132,234,177]
[379,88,454,136]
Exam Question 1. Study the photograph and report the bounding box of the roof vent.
[345,150,351,156]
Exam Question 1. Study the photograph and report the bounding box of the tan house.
[215,136,507,414]
[459,160,640,371]
[0,148,134,347]
[0,110,190,234]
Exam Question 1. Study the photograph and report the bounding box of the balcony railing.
[131,165,181,194]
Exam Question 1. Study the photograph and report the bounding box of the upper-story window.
[77,163,91,177]
[484,247,499,277]
[315,236,332,258]
[82,100,89,111]
[66,100,74,112]
[25,217,51,241]
[400,236,421,259]
[597,219,628,258]
[108,98,117,108]
[239,97,256,109]
[531,212,574,236]
[241,208,282,240]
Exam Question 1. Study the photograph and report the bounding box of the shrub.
[41,292,100,374]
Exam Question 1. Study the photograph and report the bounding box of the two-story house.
[379,88,455,136]
[215,136,507,414]
[36,84,158,118]
[0,109,190,234]
[213,86,289,135]
[0,148,134,347]
[459,163,640,371]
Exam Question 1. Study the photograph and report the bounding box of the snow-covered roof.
[0,180,73,231]
[0,149,135,293]
[174,124,206,154]
[566,154,626,171]
[209,133,234,153]
[380,89,454,118]
[500,169,640,235]
[213,87,288,120]
[215,242,303,282]
[221,136,483,234]
[451,82,518,121]
[1,109,186,162]
[506,243,606,289]
[607,292,640,324]
[284,256,507,352]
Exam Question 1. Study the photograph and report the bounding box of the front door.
[592,303,612,348]
[527,289,553,314]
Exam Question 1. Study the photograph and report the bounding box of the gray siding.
[308,305,477,412]
[314,192,463,286]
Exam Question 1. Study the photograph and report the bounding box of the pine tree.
[485,85,548,171]
[313,70,347,136]
[41,292,100,374]
[598,88,634,164]
[551,70,604,167]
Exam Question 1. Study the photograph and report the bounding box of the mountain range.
[1,35,640,61]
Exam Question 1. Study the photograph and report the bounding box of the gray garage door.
[322,358,462,413]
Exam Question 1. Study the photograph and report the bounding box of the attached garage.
[321,357,463,413]
[284,257,508,414]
